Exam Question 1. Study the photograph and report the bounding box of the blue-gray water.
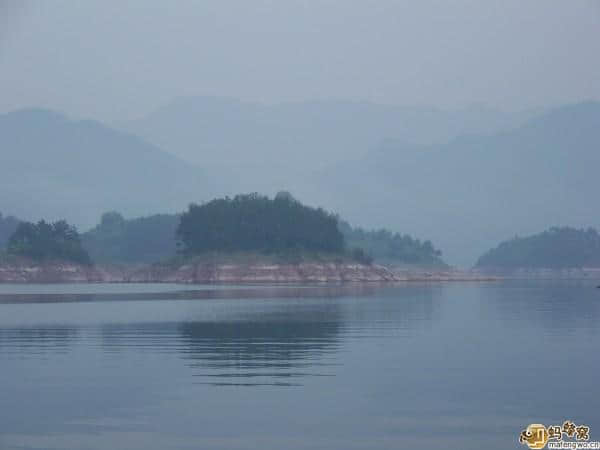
[0,281,598,450]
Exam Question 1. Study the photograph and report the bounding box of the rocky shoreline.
[0,260,496,283]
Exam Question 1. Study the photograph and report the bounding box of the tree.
[7,220,91,264]
[177,193,344,255]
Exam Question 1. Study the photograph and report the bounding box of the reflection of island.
[99,301,345,387]
[1,284,443,387]
[178,315,342,386]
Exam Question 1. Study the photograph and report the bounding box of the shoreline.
[0,260,498,284]
[4,260,600,284]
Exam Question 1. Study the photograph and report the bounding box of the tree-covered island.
[75,194,444,267]
[0,193,447,279]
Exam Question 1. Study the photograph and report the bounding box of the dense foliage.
[476,227,600,269]
[82,212,179,263]
[338,220,445,266]
[7,220,91,264]
[177,193,344,255]
[0,212,20,249]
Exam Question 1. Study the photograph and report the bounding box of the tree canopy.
[338,220,445,266]
[7,219,91,264]
[177,193,344,255]
[476,227,600,269]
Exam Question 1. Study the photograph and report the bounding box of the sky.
[0,0,599,121]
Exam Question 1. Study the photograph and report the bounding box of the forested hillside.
[82,212,179,263]
[338,221,445,267]
[476,227,600,269]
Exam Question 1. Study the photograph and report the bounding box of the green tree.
[177,193,344,255]
[7,220,91,264]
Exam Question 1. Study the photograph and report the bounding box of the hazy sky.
[1,0,599,121]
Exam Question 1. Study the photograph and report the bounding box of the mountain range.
[1,99,598,265]
[119,96,538,167]
[311,102,600,264]
[0,109,211,228]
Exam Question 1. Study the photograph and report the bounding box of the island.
[0,193,476,283]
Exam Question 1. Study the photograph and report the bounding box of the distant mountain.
[476,227,600,269]
[313,102,600,265]
[0,109,211,229]
[119,96,537,170]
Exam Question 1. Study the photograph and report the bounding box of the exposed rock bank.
[127,262,400,283]
[0,261,104,283]
[0,260,497,283]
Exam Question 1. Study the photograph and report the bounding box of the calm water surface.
[0,281,598,450]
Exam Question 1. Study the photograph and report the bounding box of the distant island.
[0,193,453,283]
[476,227,600,271]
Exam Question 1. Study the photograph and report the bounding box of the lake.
[0,281,598,450]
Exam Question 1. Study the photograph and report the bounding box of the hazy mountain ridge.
[0,108,212,228]
[119,96,539,168]
[313,102,600,265]
[2,101,598,266]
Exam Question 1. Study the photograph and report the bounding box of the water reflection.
[481,280,600,332]
[0,284,442,388]
[0,284,383,304]
[180,319,340,386]
[100,303,344,386]
[0,326,78,354]
[2,283,596,450]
